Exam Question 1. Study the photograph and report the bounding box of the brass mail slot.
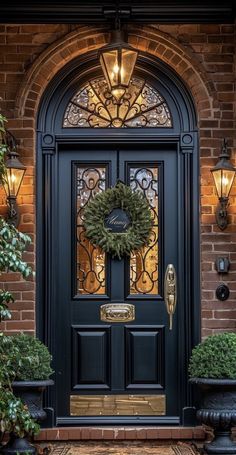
[100,304,135,322]
[70,394,166,416]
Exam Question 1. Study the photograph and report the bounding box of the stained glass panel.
[76,167,106,295]
[63,77,172,128]
[129,167,159,295]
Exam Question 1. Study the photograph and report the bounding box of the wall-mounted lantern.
[211,139,236,230]
[3,131,26,226]
[99,12,138,102]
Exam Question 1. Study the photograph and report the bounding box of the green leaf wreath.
[84,182,152,259]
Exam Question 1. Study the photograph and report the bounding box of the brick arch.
[16,24,218,121]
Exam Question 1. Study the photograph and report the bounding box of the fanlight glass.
[63,77,172,129]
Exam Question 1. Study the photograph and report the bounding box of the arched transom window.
[63,77,172,128]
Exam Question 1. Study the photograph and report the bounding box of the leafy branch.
[0,113,39,440]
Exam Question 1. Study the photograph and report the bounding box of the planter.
[1,433,36,454]
[190,378,236,455]
[12,380,54,423]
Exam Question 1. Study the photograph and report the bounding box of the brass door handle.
[164,264,177,330]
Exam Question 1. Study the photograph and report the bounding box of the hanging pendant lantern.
[99,29,138,101]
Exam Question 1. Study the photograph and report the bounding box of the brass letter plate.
[100,304,135,322]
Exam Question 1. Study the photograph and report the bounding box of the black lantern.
[3,132,26,226]
[211,139,236,230]
[99,28,138,101]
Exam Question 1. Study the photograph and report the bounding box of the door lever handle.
[164,264,177,330]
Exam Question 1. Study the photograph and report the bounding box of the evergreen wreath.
[84,182,152,259]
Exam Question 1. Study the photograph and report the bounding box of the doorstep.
[34,426,205,441]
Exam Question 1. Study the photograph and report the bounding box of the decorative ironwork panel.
[76,166,106,294]
[129,167,159,295]
[63,77,172,128]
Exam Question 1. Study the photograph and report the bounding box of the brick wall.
[0,23,235,337]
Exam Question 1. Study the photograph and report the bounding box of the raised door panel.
[125,326,165,390]
[72,325,111,390]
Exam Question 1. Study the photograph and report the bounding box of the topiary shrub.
[189,332,236,379]
[1,334,54,381]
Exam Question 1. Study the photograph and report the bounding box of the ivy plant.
[0,113,32,322]
[0,389,40,438]
[189,332,236,379]
[0,113,39,442]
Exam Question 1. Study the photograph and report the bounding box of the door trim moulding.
[36,54,200,426]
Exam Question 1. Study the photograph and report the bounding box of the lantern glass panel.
[121,48,138,87]
[4,168,25,197]
[100,49,119,90]
[212,168,235,199]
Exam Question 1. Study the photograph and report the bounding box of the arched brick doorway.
[37,50,200,426]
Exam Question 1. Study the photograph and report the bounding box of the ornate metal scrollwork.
[129,167,159,295]
[63,77,172,129]
[76,166,106,295]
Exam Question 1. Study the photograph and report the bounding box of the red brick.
[102,429,114,439]
[125,429,137,439]
[113,428,125,440]
[81,428,91,440]
[136,428,147,439]
[5,321,35,330]
[21,311,35,320]
[89,429,103,440]
[67,428,81,439]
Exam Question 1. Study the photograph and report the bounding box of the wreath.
[84,182,152,259]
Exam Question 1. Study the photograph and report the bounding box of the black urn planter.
[0,434,36,454]
[190,378,236,455]
[12,380,54,423]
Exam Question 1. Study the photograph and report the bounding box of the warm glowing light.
[113,64,119,74]
[222,176,229,186]
[10,174,16,183]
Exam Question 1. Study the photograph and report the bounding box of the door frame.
[36,53,200,426]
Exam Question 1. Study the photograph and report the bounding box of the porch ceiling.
[0,0,235,24]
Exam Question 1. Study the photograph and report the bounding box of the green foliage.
[0,114,43,440]
[189,332,236,379]
[0,333,17,387]
[84,182,153,259]
[0,217,32,277]
[0,114,32,322]
[0,290,13,321]
[0,113,8,185]
[0,389,40,438]
[1,333,54,381]
[0,334,40,440]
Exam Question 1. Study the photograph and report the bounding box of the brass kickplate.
[70,394,166,416]
[100,303,135,322]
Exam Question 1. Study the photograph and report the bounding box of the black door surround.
[37,51,200,426]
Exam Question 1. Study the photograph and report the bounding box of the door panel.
[72,326,111,390]
[125,326,165,389]
[57,146,179,420]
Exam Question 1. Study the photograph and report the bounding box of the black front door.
[56,145,180,423]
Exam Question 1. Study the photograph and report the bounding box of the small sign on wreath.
[104,208,131,233]
[84,182,152,259]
